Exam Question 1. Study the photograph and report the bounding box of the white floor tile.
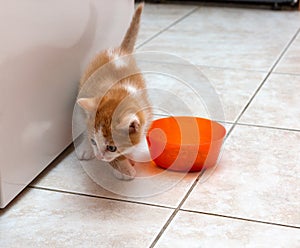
[0,188,172,248]
[156,211,300,248]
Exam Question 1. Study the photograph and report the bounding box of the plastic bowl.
[146,116,226,172]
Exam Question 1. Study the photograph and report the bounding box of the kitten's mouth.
[96,155,114,162]
[102,158,114,162]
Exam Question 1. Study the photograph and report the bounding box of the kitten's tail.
[120,3,144,53]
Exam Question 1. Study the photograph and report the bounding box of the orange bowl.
[146,116,226,172]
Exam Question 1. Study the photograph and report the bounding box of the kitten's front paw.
[76,149,95,161]
[76,133,95,160]
[113,168,136,181]
[111,159,136,181]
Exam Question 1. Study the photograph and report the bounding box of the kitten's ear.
[117,115,140,134]
[128,119,140,134]
[77,97,97,113]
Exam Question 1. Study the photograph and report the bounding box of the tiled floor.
[1,3,300,248]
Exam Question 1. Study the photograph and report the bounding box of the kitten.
[76,3,152,180]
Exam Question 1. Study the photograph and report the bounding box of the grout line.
[136,6,199,49]
[149,169,206,248]
[195,64,268,73]
[161,1,275,10]
[137,57,269,74]
[135,58,300,76]
[29,185,175,211]
[226,27,300,139]
[235,122,300,133]
[181,209,300,230]
[271,71,300,77]
[198,64,300,76]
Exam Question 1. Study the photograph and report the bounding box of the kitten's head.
[77,93,145,162]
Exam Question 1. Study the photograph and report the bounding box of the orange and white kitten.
[77,4,152,180]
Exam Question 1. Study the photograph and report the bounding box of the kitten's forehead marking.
[94,126,109,147]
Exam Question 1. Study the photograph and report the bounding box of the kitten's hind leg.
[75,131,95,160]
[110,157,136,181]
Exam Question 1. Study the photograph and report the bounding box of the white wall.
[0,0,134,208]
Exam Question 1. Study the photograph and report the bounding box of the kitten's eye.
[106,145,117,152]
[90,138,97,146]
